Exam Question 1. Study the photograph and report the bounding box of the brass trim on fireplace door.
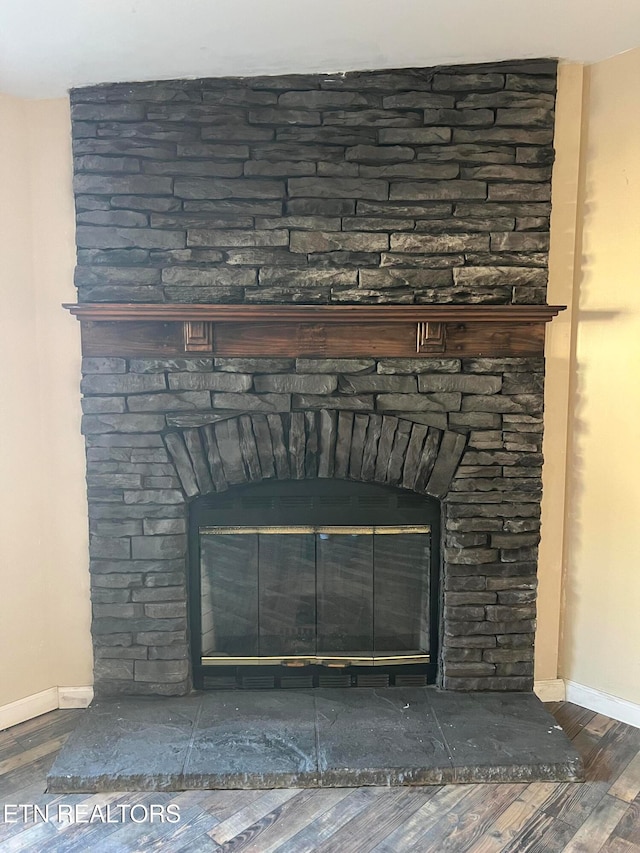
[199,525,431,535]
[201,654,431,666]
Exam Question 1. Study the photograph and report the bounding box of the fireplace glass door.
[199,525,431,667]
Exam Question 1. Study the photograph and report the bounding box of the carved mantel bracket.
[63,303,565,359]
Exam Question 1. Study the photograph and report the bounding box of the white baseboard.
[534,678,566,702]
[58,686,93,709]
[0,687,59,732]
[0,685,93,731]
[565,681,640,729]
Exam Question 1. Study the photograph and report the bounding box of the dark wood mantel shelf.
[64,303,566,358]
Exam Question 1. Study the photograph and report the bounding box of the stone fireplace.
[67,58,560,699]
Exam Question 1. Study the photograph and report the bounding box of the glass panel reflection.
[258,534,316,655]
[374,533,430,653]
[200,533,258,656]
[199,526,431,662]
[317,533,373,654]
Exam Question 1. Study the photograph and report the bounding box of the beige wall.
[559,47,640,704]
[536,63,584,685]
[0,95,92,709]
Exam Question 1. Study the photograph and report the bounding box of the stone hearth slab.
[47,690,583,792]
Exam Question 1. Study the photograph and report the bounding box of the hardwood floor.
[0,702,638,852]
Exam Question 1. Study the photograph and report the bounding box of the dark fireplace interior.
[190,480,440,689]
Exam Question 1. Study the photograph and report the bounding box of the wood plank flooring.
[0,702,638,852]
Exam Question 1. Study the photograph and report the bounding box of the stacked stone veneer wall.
[70,60,555,306]
[83,355,544,696]
[71,59,555,696]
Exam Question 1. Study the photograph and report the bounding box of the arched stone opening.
[163,410,467,502]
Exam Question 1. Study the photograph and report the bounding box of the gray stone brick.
[94,659,135,681]
[143,518,186,535]
[250,288,327,304]
[144,601,188,619]
[286,198,356,216]
[134,660,189,683]
[123,490,184,505]
[339,375,416,393]
[244,160,316,177]
[76,210,148,228]
[93,603,142,619]
[443,648,483,663]
[259,268,357,287]
[423,108,494,125]
[76,227,185,250]
[215,358,295,372]
[93,632,133,646]
[498,590,537,605]
[381,92,454,108]
[377,129,451,144]
[346,144,415,162]
[290,231,389,253]
[296,358,374,373]
[91,574,141,589]
[163,286,244,303]
[433,73,504,91]
[131,535,187,560]
[418,375,501,394]
[253,375,337,393]
[342,217,416,232]
[461,394,543,414]
[82,398,126,414]
[255,216,341,231]
[288,178,388,200]
[161,267,256,287]
[129,358,213,373]
[322,109,423,127]
[90,520,143,537]
[377,393,461,412]
[377,358,461,374]
[89,536,131,559]
[135,629,187,646]
[174,178,284,199]
[73,175,173,195]
[495,108,554,127]
[127,392,211,412]
[81,374,167,395]
[488,183,552,202]
[82,414,166,434]
[94,645,147,660]
[187,229,289,247]
[278,90,375,108]
[389,181,486,201]
[212,393,291,412]
[486,605,536,622]
[293,395,373,411]
[248,108,321,125]
[331,288,412,303]
[449,412,502,429]
[148,646,189,660]
[491,232,550,251]
[454,128,554,146]
[87,474,142,490]
[168,373,252,391]
[82,357,127,374]
[361,269,453,289]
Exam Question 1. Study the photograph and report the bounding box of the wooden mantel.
[64,303,565,358]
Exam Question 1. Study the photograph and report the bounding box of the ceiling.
[1,0,639,99]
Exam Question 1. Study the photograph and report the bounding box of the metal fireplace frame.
[188,479,441,689]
